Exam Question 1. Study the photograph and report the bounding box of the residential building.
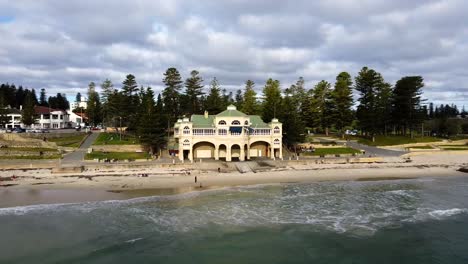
[33,106,69,129]
[4,108,22,129]
[70,98,87,110]
[67,110,87,127]
[174,105,282,162]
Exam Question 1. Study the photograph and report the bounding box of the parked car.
[41,129,50,133]
[12,127,26,133]
[75,126,81,131]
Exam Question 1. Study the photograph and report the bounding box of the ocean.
[1,176,468,263]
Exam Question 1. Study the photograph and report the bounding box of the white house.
[4,108,22,129]
[174,105,282,162]
[70,98,87,110]
[33,106,69,129]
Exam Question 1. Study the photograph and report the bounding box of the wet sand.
[1,152,467,208]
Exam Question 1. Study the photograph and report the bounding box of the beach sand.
[1,152,467,207]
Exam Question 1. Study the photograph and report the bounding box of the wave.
[428,208,467,219]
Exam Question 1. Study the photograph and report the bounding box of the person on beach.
[218,167,221,173]
[195,176,197,183]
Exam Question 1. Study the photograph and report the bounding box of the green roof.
[191,115,215,128]
[216,105,247,117]
[216,109,247,117]
[249,115,270,128]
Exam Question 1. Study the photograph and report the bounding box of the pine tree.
[376,82,393,135]
[100,79,114,104]
[392,76,425,136]
[39,88,48,107]
[86,82,102,126]
[234,89,243,108]
[330,72,354,135]
[355,67,386,139]
[21,92,36,127]
[240,80,259,115]
[75,92,82,103]
[282,88,305,144]
[0,95,9,128]
[261,78,282,122]
[310,80,332,134]
[162,68,183,123]
[137,88,167,155]
[184,70,204,115]
[205,77,224,113]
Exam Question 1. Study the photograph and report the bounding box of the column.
[214,145,219,160]
[246,145,251,160]
[178,144,184,161]
[240,146,245,161]
[279,147,283,160]
[188,148,193,162]
[270,146,275,159]
[226,145,232,162]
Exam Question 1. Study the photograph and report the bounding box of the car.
[40,129,50,133]
[12,127,26,133]
[75,126,82,131]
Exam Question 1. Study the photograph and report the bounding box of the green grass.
[442,148,468,151]
[0,147,58,152]
[353,136,442,146]
[93,133,139,145]
[85,151,150,160]
[0,154,62,160]
[48,134,88,148]
[407,145,434,149]
[302,147,361,156]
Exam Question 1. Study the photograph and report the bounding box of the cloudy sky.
[0,0,467,107]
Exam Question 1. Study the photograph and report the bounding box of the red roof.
[34,106,66,114]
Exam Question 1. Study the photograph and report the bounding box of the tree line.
[2,66,467,151]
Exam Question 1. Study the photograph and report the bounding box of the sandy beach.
[1,152,467,207]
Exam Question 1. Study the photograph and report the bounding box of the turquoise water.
[1,176,468,263]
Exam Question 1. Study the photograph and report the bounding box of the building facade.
[33,106,69,129]
[70,98,87,110]
[174,105,282,162]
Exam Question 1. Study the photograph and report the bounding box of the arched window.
[274,126,280,134]
[274,139,280,145]
[244,120,249,125]
[218,120,226,125]
[183,139,190,146]
[183,126,190,134]
[231,120,240,125]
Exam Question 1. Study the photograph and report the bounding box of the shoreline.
[1,163,467,208]
[1,152,467,208]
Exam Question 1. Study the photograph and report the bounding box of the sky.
[0,0,467,108]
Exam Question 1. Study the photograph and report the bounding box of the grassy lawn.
[407,145,434,149]
[442,148,468,151]
[0,154,62,159]
[93,133,139,145]
[85,151,150,160]
[354,136,442,146]
[302,147,361,156]
[1,147,58,152]
[48,134,88,148]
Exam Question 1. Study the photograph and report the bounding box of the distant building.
[174,105,282,162]
[67,110,87,128]
[70,98,87,110]
[33,106,69,129]
[4,108,22,129]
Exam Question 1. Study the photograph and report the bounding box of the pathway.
[314,136,407,157]
[61,132,100,166]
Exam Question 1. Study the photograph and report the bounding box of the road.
[61,132,100,165]
[344,141,407,157]
[315,137,407,157]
